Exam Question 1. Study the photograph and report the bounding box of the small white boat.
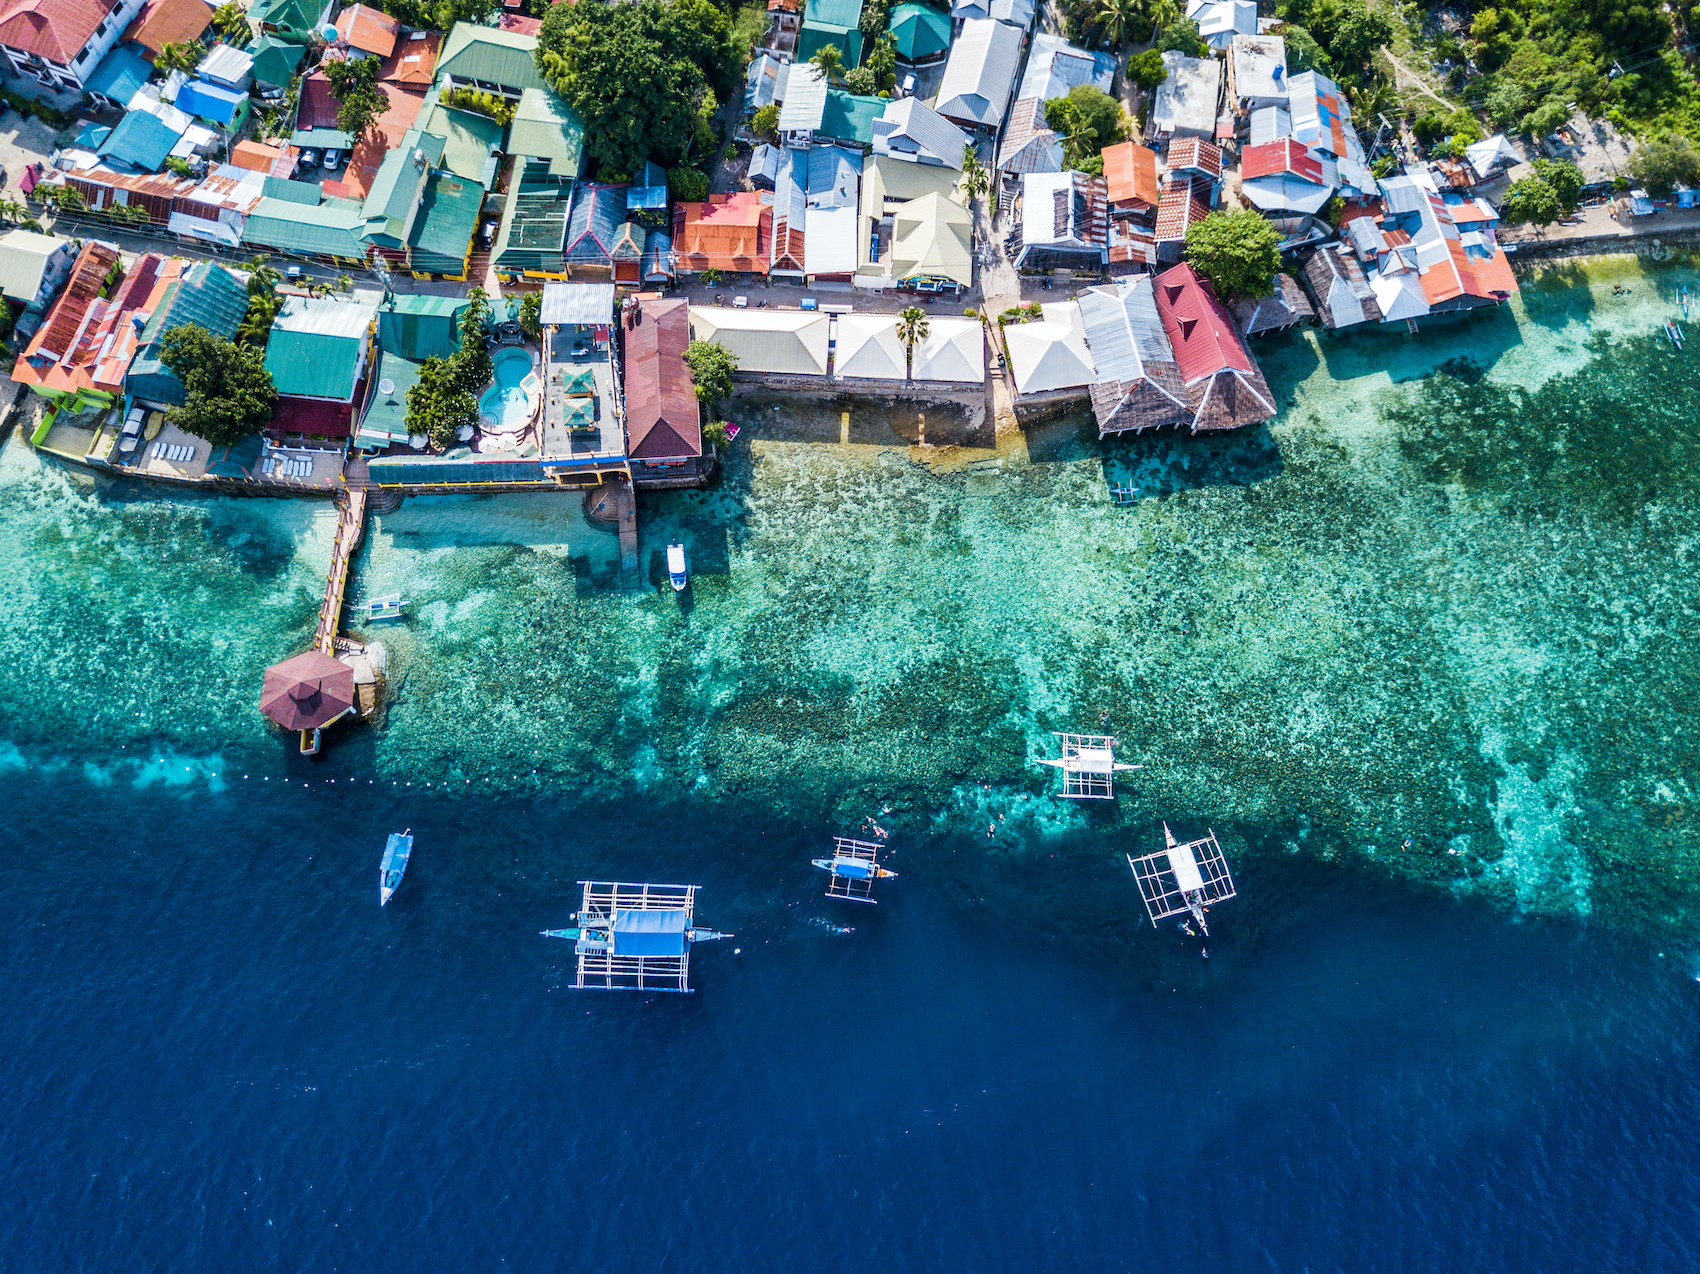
[359,592,407,621]
[666,543,688,592]
[379,829,413,906]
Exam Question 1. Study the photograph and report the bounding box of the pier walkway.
[315,489,367,655]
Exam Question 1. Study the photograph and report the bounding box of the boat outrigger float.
[812,836,898,903]
[543,881,731,992]
[379,829,413,906]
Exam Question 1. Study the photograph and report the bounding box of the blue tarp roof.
[611,908,688,956]
[97,111,184,173]
[85,43,153,105]
[176,79,246,127]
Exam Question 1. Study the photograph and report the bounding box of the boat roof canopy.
[611,907,689,956]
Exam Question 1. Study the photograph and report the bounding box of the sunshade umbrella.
[259,650,355,730]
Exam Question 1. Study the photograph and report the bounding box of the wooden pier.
[315,489,367,655]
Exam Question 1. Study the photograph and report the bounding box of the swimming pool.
[478,349,539,431]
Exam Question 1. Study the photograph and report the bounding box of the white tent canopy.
[1003,302,1096,393]
[834,313,909,380]
[1464,133,1521,181]
[910,317,984,382]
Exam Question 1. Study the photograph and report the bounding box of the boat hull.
[378,831,413,906]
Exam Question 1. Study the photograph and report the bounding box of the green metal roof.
[419,102,504,184]
[436,21,549,94]
[249,36,305,88]
[241,197,370,260]
[492,168,569,272]
[359,348,423,445]
[86,43,152,104]
[563,398,595,427]
[251,0,317,28]
[888,2,951,60]
[378,294,467,361]
[290,126,353,149]
[820,90,884,145]
[262,176,324,206]
[361,130,444,247]
[507,88,585,179]
[407,172,484,275]
[127,263,249,405]
[97,111,182,173]
[266,326,362,399]
[799,0,865,67]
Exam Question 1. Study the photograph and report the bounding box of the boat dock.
[314,488,367,654]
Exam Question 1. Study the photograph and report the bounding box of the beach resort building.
[688,307,831,377]
[1150,262,1276,431]
[673,193,772,279]
[1003,301,1097,399]
[1077,276,1192,436]
[125,261,249,410]
[263,295,378,440]
[622,295,704,481]
[833,312,909,381]
[435,21,550,100]
[908,316,985,383]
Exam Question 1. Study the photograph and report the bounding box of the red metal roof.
[272,393,356,438]
[1152,262,1253,383]
[497,12,541,33]
[0,0,108,65]
[1240,139,1323,185]
[1100,141,1159,209]
[623,297,702,461]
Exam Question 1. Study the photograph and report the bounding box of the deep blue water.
[4,769,1699,1272]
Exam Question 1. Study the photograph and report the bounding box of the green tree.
[684,338,737,406]
[1155,16,1207,56]
[843,66,878,95]
[1523,101,1570,140]
[158,324,277,446]
[670,165,709,203]
[1094,0,1140,47]
[324,56,387,143]
[1485,81,1527,131]
[858,0,890,37]
[518,291,542,340]
[239,255,283,345]
[1183,210,1281,300]
[895,307,929,378]
[751,103,780,139]
[458,287,492,349]
[1275,23,1330,76]
[378,0,497,30]
[1501,176,1561,227]
[865,32,897,91]
[212,2,249,43]
[537,0,740,177]
[1532,158,1584,213]
[1127,49,1168,91]
[407,354,481,450]
[1043,85,1126,166]
[164,156,194,178]
[1629,134,1700,198]
[810,43,846,83]
[154,41,205,74]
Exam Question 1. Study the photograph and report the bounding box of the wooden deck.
[314,489,367,655]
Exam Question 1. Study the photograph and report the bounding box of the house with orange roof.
[121,0,211,58]
[1100,141,1159,216]
[0,0,146,92]
[334,3,399,57]
[12,244,174,410]
[672,193,772,278]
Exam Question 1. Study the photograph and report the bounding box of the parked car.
[481,219,498,245]
[321,148,343,169]
[299,148,320,169]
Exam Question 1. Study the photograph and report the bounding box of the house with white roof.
[1151,52,1220,142]
[934,18,1022,132]
[1188,0,1257,50]
[1228,35,1287,114]
[687,307,832,376]
[1016,34,1114,102]
[833,313,908,380]
[871,97,969,168]
[1011,171,1108,271]
[949,0,1035,27]
[1077,276,1192,436]
[910,316,984,382]
[1004,301,1096,397]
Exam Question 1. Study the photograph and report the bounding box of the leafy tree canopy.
[1127,49,1168,91]
[1272,23,1330,76]
[536,0,741,176]
[684,339,737,405]
[376,0,495,30]
[1155,16,1207,57]
[751,103,779,139]
[670,165,710,203]
[324,55,386,143]
[1532,157,1585,211]
[1043,85,1126,166]
[1629,134,1700,198]
[1277,0,1389,75]
[1183,210,1282,300]
[1502,176,1562,226]
[159,324,276,447]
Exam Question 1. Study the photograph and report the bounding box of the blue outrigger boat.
[379,829,413,906]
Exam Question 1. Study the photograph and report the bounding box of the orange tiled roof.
[14,249,179,398]
[334,2,399,56]
[672,194,772,274]
[231,140,291,175]
[1100,141,1159,209]
[379,28,440,86]
[122,0,214,58]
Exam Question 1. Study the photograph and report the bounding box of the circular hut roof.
[259,651,355,731]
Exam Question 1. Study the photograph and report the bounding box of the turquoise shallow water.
[1,255,1696,931]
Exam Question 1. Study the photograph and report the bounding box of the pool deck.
[540,327,622,460]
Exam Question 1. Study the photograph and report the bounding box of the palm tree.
[1095,0,1141,48]
[1061,120,1099,169]
[810,44,846,84]
[960,145,991,204]
[895,306,929,380]
[239,254,283,344]
[155,42,204,75]
[1146,0,1181,34]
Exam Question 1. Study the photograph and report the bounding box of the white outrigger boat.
[666,543,688,592]
[379,829,413,906]
[358,592,407,621]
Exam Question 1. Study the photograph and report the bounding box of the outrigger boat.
[358,592,407,621]
[1126,823,1237,937]
[543,882,731,991]
[379,829,413,906]
[1667,319,1684,351]
[813,836,898,903]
